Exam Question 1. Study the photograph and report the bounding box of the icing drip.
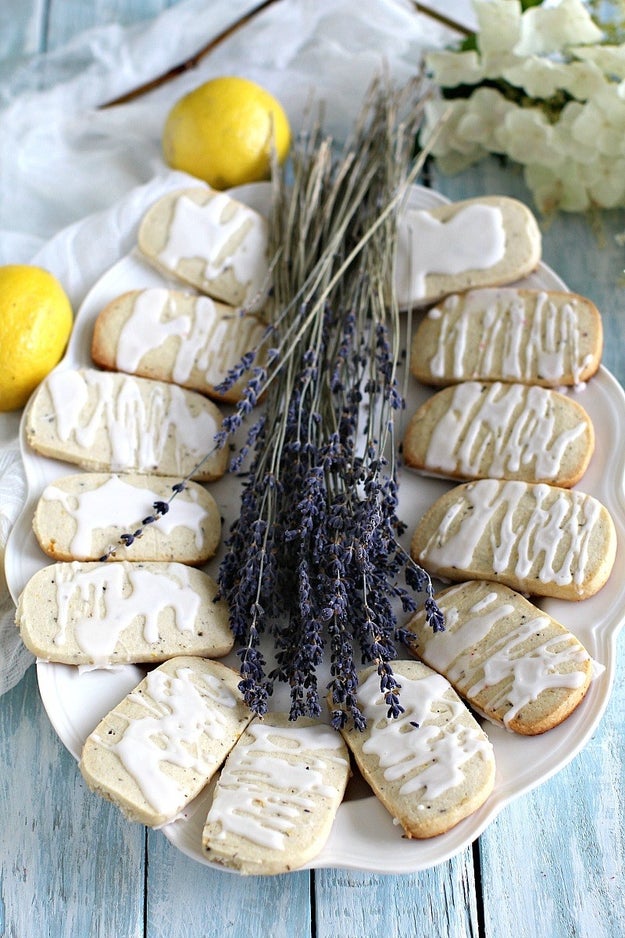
[41,474,209,555]
[52,563,199,664]
[205,721,348,851]
[358,670,492,799]
[424,381,587,479]
[419,587,590,727]
[157,193,269,305]
[95,666,238,817]
[427,289,594,384]
[46,369,218,473]
[115,289,266,386]
[396,204,506,302]
[420,480,602,589]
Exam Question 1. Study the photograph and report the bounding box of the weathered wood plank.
[315,856,481,938]
[145,832,312,938]
[0,665,146,938]
[477,663,625,938]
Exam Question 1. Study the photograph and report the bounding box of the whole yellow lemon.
[0,265,73,411]
[162,76,291,189]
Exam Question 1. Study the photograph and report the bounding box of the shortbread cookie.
[335,661,495,839]
[80,657,252,827]
[91,288,268,403]
[395,196,541,308]
[403,381,594,487]
[24,367,228,481]
[16,561,233,666]
[138,187,270,310]
[411,479,616,600]
[33,472,221,564]
[202,714,351,874]
[410,288,602,387]
[404,580,593,735]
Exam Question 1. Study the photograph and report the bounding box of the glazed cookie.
[202,714,351,874]
[80,657,252,827]
[402,381,594,487]
[25,368,228,482]
[410,288,602,387]
[33,472,221,564]
[395,196,541,308]
[410,479,617,601]
[335,661,496,839]
[16,561,233,666]
[91,288,268,404]
[137,187,270,310]
[404,580,594,735]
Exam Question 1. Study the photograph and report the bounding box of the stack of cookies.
[398,201,615,758]
[14,185,355,875]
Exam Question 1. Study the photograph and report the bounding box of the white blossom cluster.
[422,0,625,212]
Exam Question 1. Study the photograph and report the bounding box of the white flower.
[552,101,600,166]
[524,162,591,213]
[426,50,484,88]
[515,0,604,56]
[421,98,487,169]
[572,44,625,80]
[569,97,625,158]
[473,0,521,55]
[454,87,517,149]
[584,155,625,207]
[494,107,562,167]
[501,56,606,101]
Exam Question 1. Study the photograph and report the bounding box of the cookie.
[16,561,233,666]
[402,381,594,487]
[33,472,221,564]
[24,367,228,481]
[91,288,267,404]
[137,187,270,310]
[334,661,495,839]
[404,580,594,735]
[411,479,616,600]
[80,656,252,827]
[410,287,602,387]
[395,196,541,308]
[201,714,351,874]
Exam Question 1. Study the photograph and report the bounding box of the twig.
[99,0,284,109]
[412,2,473,37]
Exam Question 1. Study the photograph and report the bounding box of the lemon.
[0,265,73,411]
[162,76,291,189]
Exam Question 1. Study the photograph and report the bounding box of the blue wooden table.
[1,2,624,936]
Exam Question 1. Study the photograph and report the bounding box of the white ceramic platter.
[5,184,625,874]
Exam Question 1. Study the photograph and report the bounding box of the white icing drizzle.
[116,289,266,387]
[41,474,209,556]
[52,563,199,664]
[396,204,506,302]
[46,369,218,473]
[426,289,594,384]
[420,480,602,590]
[94,666,238,817]
[157,193,269,305]
[358,670,492,800]
[418,588,590,727]
[205,721,348,851]
[424,381,587,479]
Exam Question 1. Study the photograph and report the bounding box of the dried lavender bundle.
[217,76,444,729]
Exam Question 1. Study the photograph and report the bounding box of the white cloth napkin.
[0,0,463,694]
